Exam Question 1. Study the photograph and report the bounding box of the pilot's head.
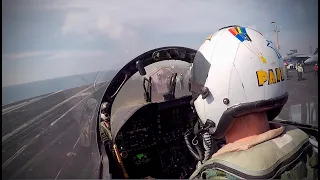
[189,25,288,139]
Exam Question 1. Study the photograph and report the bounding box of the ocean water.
[2,70,118,105]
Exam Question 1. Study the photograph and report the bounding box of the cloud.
[40,0,318,55]
[61,11,138,41]
[58,6,142,56]
[2,0,318,86]
[2,51,52,61]
[45,50,109,60]
[2,50,118,86]
[45,0,278,57]
[2,50,111,62]
[49,1,271,37]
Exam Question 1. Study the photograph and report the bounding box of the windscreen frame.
[101,46,197,116]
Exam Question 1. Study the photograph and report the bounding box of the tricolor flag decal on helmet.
[229,26,267,64]
[228,26,252,42]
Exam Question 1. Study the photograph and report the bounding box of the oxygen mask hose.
[202,132,214,162]
[113,144,129,179]
[184,129,204,161]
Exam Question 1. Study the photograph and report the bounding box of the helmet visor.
[190,50,211,99]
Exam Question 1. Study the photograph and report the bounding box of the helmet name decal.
[256,67,285,86]
[275,67,285,82]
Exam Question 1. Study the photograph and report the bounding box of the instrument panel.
[114,96,197,179]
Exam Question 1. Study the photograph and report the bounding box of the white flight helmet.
[190,25,288,139]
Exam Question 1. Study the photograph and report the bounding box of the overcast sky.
[2,0,318,86]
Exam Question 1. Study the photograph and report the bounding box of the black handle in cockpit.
[169,73,177,95]
[163,73,177,101]
[143,77,152,102]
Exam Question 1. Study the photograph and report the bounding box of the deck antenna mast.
[271,21,280,51]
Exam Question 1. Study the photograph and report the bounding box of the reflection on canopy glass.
[111,60,192,116]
